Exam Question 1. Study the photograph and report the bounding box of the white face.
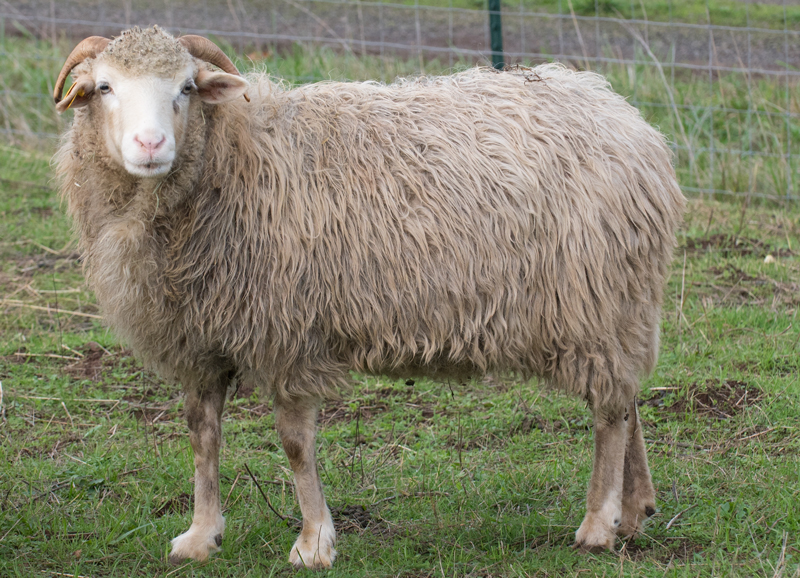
[93,62,194,178]
[57,58,249,179]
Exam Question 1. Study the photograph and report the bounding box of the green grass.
[2,25,800,577]
[2,114,800,578]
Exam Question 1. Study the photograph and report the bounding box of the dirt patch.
[513,413,550,436]
[707,264,800,300]
[329,503,398,540]
[49,434,82,459]
[643,380,764,419]
[64,342,106,380]
[29,206,54,218]
[706,264,759,284]
[14,253,81,276]
[683,234,794,258]
[622,536,706,564]
[152,493,193,517]
[63,342,137,382]
[332,504,373,534]
[699,265,800,307]
[232,380,256,399]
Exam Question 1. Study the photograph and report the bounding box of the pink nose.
[134,132,167,156]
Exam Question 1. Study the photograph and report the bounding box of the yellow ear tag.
[65,86,84,111]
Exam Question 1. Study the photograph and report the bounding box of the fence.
[3,0,800,201]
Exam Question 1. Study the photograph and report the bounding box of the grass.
[1,144,799,577]
[1,19,800,577]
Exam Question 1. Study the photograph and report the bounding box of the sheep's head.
[54,26,248,178]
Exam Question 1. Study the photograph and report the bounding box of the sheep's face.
[55,28,249,179]
[93,61,192,178]
[60,62,247,179]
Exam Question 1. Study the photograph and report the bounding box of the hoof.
[288,520,337,569]
[168,518,225,565]
[575,512,617,552]
[618,501,656,538]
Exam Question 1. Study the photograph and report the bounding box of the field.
[2,23,800,578]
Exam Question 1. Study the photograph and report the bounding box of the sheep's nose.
[134,132,167,156]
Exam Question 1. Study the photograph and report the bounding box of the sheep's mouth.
[125,160,173,178]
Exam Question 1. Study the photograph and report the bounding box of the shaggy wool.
[56,28,685,413]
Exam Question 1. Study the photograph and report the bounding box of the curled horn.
[178,35,241,76]
[53,36,111,103]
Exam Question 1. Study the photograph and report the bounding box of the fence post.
[488,0,504,69]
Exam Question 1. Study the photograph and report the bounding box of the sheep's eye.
[98,82,111,94]
[181,83,194,95]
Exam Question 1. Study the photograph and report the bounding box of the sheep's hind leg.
[574,405,630,552]
[168,374,228,564]
[618,399,656,537]
[275,396,336,569]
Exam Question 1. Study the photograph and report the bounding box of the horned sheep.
[54,26,684,569]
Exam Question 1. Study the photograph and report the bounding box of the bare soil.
[643,379,764,419]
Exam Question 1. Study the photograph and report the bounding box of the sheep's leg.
[618,399,656,537]
[275,396,336,569]
[574,405,630,551]
[168,376,228,564]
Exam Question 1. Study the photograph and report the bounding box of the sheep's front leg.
[275,396,336,569]
[168,377,228,564]
[619,399,656,537]
[574,405,630,551]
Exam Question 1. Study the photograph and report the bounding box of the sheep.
[53,26,685,569]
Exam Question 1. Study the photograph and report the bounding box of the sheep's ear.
[195,69,249,104]
[55,76,95,114]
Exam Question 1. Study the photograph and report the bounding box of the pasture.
[1,28,800,578]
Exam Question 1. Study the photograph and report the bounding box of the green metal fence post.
[488,0,504,69]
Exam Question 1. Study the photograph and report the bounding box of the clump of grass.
[0,32,69,144]
[598,58,800,200]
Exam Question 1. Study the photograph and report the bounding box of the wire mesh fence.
[3,0,800,200]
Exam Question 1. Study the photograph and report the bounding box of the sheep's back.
[205,65,684,407]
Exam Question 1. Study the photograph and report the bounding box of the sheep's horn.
[53,36,111,104]
[178,35,241,76]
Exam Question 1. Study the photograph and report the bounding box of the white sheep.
[54,26,684,569]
